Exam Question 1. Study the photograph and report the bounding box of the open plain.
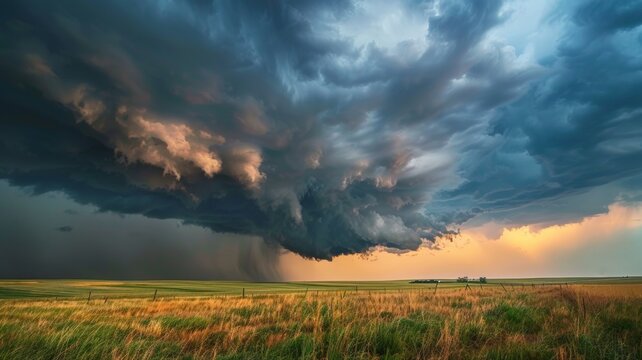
[1,278,641,359]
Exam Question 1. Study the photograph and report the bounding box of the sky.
[1,0,641,280]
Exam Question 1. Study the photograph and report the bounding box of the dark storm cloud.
[431,0,642,226]
[1,0,641,268]
[56,226,73,232]
[0,183,281,280]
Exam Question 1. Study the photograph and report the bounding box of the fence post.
[433,282,439,295]
[153,289,157,301]
[87,291,92,304]
[242,288,245,298]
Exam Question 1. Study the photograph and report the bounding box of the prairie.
[0,279,641,359]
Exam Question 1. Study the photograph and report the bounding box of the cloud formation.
[431,0,642,226]
[282,203,642,280]
[1,0,641,264]
[0,182,281,280]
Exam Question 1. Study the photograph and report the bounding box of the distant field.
[1,277,640,300]
[1,278,641,359]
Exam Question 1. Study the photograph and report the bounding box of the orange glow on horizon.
[281,203,642,281]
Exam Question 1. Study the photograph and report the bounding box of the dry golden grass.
[571,284,642,298]
[1,285,641,359]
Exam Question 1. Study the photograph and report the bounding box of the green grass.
[0,280,428,300]
[485,302,544,334]
[0,278,641,359]
[1,277,639,300]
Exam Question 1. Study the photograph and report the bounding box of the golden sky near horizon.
[281,204,642,280]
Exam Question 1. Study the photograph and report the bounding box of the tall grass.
[0,285,640,359]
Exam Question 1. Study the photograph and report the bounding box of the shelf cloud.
[1,0,641,268]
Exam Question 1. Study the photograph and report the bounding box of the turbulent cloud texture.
[1,0,641,265]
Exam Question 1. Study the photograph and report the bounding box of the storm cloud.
[0,182,281,280]
[1,0,641,270]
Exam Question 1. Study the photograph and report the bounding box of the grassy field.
[0,280,434,300]
[1,277,639,300]
[0,279,641,359]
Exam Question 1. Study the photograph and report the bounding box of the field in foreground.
[1,279,641,359]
